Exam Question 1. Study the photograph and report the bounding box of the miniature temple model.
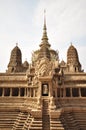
[0,12,86,130]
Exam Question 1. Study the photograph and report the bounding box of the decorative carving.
[35,58,54,77]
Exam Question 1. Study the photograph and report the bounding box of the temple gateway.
[0,15,86,130]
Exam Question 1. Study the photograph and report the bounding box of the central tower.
[31,10,59,100]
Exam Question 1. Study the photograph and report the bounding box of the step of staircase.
[12,112,28,130]
[0,111,19,129]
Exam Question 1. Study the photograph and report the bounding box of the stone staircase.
[0,97,26,110]
[42,99,50,130]
[50,118,64,130]
[0,111,19,130]
[60,114,69,130]
[73,111,86,130]
[29,118,42,130]
[60,112,79,130]
[12,112,28,130]
[41,99,65,130]
[22,98,38,109]
[22,114,33,130]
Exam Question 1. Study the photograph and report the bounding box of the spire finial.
[44,9,46,29]
[16,43,18,46]
[71,42,72,45]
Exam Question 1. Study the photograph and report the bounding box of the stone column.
[55,89,57,97]
[62,79,66,97]
[70,88,72,97]
[18,88,20,97]
[30,88,31,97]
[10,88,12,97]
[79,88,81,97]
[27,88,30,97]
[24,88,27,97]
[49,81,52,97]
[63,87,66,97]
[2,88,4,97]
[27,88,29,97]
[57,88,58,97]
[2,88,5,97]
[33,89,36,97]
[60,87,62,97]
[38,82,41,98]
[26,88,28,97]
[35,88,37,97]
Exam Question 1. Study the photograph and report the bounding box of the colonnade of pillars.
[0,87,38,97]
[57,87,86,97]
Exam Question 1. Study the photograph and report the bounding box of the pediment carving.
[35,58,53,77]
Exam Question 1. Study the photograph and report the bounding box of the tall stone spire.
[38,10,51,60]
[41,10,48,41]
[40,10,50,48]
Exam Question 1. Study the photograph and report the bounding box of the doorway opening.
[42,83,49,96]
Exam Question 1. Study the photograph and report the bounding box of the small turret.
[67,43,81,72]
[7,44,23,73]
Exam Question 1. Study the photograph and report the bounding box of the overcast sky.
[0,0,86,72]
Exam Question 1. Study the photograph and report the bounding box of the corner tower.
[7,44,23,73]
[28,11,60,101]
[67,44,81,72]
